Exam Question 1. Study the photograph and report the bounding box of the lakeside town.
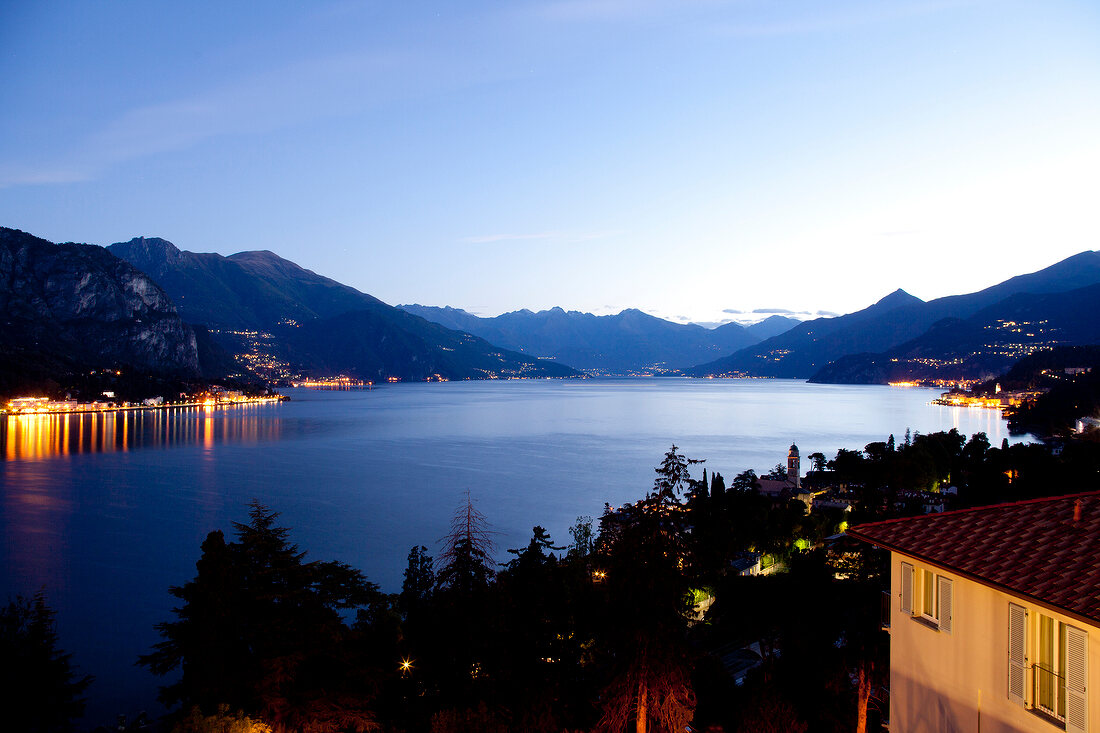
[3,389,285,417]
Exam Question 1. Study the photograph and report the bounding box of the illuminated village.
[3,389,284,416]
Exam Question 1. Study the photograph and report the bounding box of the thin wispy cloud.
[590,305,621,316]
[0,51,403,188]
[753,307,795,315]
[461,230,622,244]
[0,164,89,188]
[534,0,722,23]
[461,232,559,244]
[726,0,985,37]
[1,30,518,190]
[533,0,978,33]
[713,0,982,38]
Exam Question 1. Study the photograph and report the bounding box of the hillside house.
[848,492,1100,733]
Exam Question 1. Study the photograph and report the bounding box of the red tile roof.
[848,491,1100,623]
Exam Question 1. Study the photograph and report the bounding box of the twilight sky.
[2,0,1098,326]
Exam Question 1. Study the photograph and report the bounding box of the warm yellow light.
[399,657,413,674]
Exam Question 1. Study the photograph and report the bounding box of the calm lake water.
[0,378,1022,725]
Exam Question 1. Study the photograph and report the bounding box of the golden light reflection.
[2,403,283,461]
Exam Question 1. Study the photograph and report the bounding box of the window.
[921,568,937,621]
[898,560,952,633]
[1007,604,1088,733]
[1036,614,1067,721]
[900,562,913,615]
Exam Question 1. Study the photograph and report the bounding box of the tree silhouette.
[399,545,435,620]
[436,492,494,595]
[595,447,697,733]
[430,493,498,710]
[0,591,92,733]
[653,444,704,501]
[731,469,760,492]
[140,501,381,732]
[567,515,595,562]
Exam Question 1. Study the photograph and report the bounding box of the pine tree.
[652,444,703,501]
[595,447,697,733]
[567,516,595,562]
[710,471,725,500]
[435,493,495,597]
[505,526,563,571]
[430,493,498,706]
[399,546,435,619]
[0,591,92,733]
[140,501,381,731]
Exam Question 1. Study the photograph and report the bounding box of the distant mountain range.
[810,282,1100,383]
[107,237,579,382]
[688,251,1100,382]
[396,304,799,373]
[0,227,202,395]
[7,223,1099,392]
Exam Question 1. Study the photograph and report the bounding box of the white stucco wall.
[889,551,1100,733]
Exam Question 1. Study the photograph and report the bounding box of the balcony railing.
[881,590,891,630]
[1032,663,1067,723]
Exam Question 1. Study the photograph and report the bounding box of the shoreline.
[2,394,287,418]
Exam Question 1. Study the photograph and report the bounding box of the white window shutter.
[1066,624,1088,733]
[1008,603,1026,705]
[900,562,913,615]
[937,576,953,634]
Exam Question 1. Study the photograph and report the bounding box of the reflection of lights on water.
[2,404,282,461]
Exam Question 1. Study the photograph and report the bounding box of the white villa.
[849,492,1100,733]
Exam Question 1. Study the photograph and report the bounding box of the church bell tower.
[787,443,800,488]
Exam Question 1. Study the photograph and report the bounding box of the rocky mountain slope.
[108,237,382,329]
[109,238,579,381]
[0,228,200,387]
[0,228,206,397]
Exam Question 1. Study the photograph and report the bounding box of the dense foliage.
[115,433,1100,731]
[0,591,92,733]
[139,502,382,732]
